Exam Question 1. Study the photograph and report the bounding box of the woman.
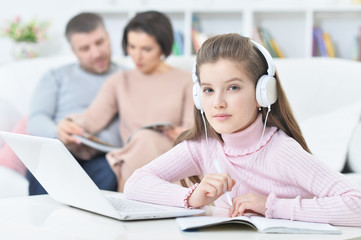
[57,11,194,192]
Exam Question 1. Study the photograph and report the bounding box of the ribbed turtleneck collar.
[221,114,277,157]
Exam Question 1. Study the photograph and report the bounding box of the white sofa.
[1,56,361,198]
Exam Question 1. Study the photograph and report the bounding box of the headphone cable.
[201,106,271,207]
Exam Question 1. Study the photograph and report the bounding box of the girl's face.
[126,31,163,74]
[199,59,259,134]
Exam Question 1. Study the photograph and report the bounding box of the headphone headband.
[251,40,276,77]
[192,40,276,83]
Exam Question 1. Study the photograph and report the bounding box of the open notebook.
[176,206,341,234]
[0,131,204,220]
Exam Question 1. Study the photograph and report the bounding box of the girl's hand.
[187,173,235,208]
[228,193,267,217]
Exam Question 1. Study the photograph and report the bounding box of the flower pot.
[12,42,40,59]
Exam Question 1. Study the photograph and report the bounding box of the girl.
[124,33,361,226]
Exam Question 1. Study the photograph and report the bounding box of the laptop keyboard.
[106,196,166,212]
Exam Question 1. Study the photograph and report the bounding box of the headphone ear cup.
[193,82,203,112]
[256,75,278,108]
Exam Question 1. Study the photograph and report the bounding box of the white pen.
[213,158,233,206]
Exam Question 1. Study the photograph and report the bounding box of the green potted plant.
[1,16,50,59]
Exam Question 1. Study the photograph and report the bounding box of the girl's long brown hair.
[178,33,310,187]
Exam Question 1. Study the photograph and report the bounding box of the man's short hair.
[65,12,105,42]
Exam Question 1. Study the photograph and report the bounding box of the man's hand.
[57,118,84,144]
[228,193,267,217]
[187,173,235,208]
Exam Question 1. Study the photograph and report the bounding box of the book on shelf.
[192,15,201,32]
[312,31,318,57]
[270,38,285,58]
[313,27,327,57]
[359,26,361,61]
[323,32,335,58]
[256,27,285,58]
[191,15,210,53]
[172,43,181,56]
[72,133,121,153]
[313,27,336,58]
[172,31,184,56]
[191,29,209,53]
[351,36,359,61]
[259,27,276,57]
[176,215,341,234]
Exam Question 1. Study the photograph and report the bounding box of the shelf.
[98,12,130,56]
[253,11,307,58]
[91,3,361,60]
[313,10,361,59]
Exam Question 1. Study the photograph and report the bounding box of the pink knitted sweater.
[124,115,361,226]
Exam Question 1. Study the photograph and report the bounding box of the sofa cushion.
[348,122,361,173]
[299,101,361,172]
[0,117,27,176]
[344,173,361,186]
[274,58,361,173]
[0,97,21,146]
[275,58,361,122]
[0,56,76,116]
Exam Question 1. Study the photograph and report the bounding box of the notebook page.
[250,216,341,234]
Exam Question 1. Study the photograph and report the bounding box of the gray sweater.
[27,62,123,147]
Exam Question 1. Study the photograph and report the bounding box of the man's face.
[70,26,111,74]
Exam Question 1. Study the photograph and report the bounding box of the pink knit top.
[124,115,361,226]
[73,67,194,142]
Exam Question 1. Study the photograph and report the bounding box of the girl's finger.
[210,173,234,192]
[203,178,225,196]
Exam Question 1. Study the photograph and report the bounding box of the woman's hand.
[187,173,235,208]
[228,193,267,217]
[57,118,84,144]
[162,126,186,141]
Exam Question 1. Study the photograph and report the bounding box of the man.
[27,12,122,195]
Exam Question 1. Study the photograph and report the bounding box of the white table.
[0,194,360,240]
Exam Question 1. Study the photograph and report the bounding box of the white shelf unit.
[93,4,361,60]
[191,10,244,54]
[99,11,131,57]
[252,10,307,58]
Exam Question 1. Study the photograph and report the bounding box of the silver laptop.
[0,131,204,220]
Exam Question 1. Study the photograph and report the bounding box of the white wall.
[0,0,352,63]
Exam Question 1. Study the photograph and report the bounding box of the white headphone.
[192,40,278,113]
